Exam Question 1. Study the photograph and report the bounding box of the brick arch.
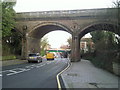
[78,22,120,39]
[27,22,73,38]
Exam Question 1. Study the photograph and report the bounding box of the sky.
[13,0,115,48]
[14,0,114,12]
[44,31,72,48]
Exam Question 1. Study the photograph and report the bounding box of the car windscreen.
[29,54,37,56]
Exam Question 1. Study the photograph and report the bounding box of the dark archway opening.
[79,23,120,74]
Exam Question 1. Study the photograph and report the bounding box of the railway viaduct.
[15,8,120,62]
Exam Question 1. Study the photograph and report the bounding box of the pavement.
[61,59,120,89]
[1,59,120,89]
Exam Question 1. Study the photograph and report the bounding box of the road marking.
[43,63,45,65]
[7,68,30,76]
[56,59,71,90]
[1,70,9,73]
[9,70,18,73]
[0,73,2,77]
[2,61,54,76]
[36,65,42,68]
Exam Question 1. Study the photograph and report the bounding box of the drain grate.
[67,73,77,76]
[89,83,99,88]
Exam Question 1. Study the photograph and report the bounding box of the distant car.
[46,53,55,60]
[28,53,42,63]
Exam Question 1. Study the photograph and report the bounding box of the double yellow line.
[56,59,71,90]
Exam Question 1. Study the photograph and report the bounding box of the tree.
[40,37,50,56]
[113,0,120,34]
[113,0,120,62]
[116,36,120,49]
[90,31,105,44]
[2,0,16,38]
[10,29,22,55]
[113,0,120,8]
[67,37,72,48]
[1,0,23,56]
[90,31,117,51]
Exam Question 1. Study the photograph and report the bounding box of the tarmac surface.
[2,59,68,88]
[61,59,120,89]
[1,59,120,89]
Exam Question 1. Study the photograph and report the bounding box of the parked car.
[46,53,55,60]
[28,53,42,63]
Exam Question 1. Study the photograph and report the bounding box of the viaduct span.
[15,8,120,62]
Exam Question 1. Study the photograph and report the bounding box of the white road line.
[7,69,30,76]
[18,68,30,71]
[26,64,35,68]
[40,65,44,67]
[36,62,48,68]
[46,62,50,64]
[43,63,46,66]
[3,62,49,76]
[26,66,34,68]
[1,70,9,73]
[36,65,42,68]
[8,70,18,73]
[0,72,2,77]
[9,68,24,71]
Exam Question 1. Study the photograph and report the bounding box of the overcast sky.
[14,0,115,48]
[14,0,114,12]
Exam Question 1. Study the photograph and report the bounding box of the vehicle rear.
[46,53,54,60]
[28,53,42,63]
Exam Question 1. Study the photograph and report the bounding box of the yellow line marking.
[56,59,71,90]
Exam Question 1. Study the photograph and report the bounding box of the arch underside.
[79,23,120,39]
[26,24,72,55]
[28,25,72,39]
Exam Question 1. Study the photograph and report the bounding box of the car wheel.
[28,61,31,63]
[40,58,42,62]
[37,60,40,63]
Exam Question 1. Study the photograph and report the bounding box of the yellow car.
[46,53,54,60]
